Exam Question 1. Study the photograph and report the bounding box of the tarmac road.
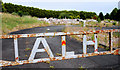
[1,25,120,69]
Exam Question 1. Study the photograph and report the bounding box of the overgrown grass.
[1,13,50,35]
[86,21,119,27]
[64,27,120,48]
[113,32,120,37]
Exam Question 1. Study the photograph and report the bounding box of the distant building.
[118,1,120,9]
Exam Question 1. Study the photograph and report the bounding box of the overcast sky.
[3,0,120,15]
[3,0,120,2]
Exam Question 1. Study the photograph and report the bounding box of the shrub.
[23,12,29,16]
[108,19,110,22]
[81,22,84,27]
[12,12,18,15]
[106,24,109,27]
[112,22,116,25]
[17,11,23,17]
[97,17,101,23]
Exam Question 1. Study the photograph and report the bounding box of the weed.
[105,47,109,51]
[78,66,84,70]
[106,24,109,27]
[44,61,50,64]
[91,34,94,40]
[25,48,31,51]
[25,55,28,57]
[56,53,62,56]
[105,35,107,44]
[113,32,120,37]
[50,66,54,68]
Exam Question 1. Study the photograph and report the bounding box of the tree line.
[99,8,120,21]
[1,3,96,19]
[1,2,120,21]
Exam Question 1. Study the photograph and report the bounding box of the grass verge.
[1,13,50,35]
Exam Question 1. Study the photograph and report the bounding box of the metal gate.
[0,29,120,67]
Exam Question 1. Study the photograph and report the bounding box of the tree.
[59,12,74,19]
[76,15,80,19]
[99,12,104,20]
[0,0,2,12]
[17,11,23,17]
[59,12,68,19]
[110,8,118,20]
[2,3,97,19]
[23,12,29,16]
[80,11,86,20]
[69,16,74,19]
[116,9,120,21]
[67,13,74,18]
[105,13,110,19]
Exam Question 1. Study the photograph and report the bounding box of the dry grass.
[64,27,120,48]
[86,21,119,27]
[1,13,50,35]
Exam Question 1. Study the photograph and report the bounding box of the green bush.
[17,11,23,17]
[112,22,116,25]
[23,12,29,16]
[12,12,18,15]
[106,24,109,27]
[17,11,29,17]
[108,19,110,22]
[97,17,101,23]
[81,22,84,27]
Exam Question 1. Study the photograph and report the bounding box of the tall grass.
[64,27,119,48]
[1,13,49,35]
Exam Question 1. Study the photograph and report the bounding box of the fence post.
[94,34,98,53]
[14,38,19,62]
[61,36,66,57]
[83,35,87,54]
[83,20,86,27]
[109,32,113,52]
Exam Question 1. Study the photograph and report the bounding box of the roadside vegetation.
[1,1,120,49]
[85,20,119,27]
[2,2,120,21]
[1,1,120,34]
[2,2,96,19]
[2,13,50,35]
[64,27,120,48]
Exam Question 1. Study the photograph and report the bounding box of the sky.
[2,0,120,15]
